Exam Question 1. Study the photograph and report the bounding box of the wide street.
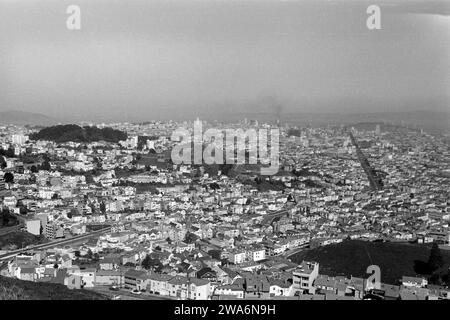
[0,227,111,261]
[86,286,176,300]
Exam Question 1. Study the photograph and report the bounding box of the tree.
[208,250,222,260]
[124,262,136,267]
[428,242,444,272]
[69,208,79,218]
[443,269,450,286]
[93,157,102,169]
[100,202,106,214]
[30,165,38,173]
[29,174,36,184]
[0,156,6,169]
[3,172,14,183]
[166,237,172,244]
[428,272,443,286]
[141,255,163,271]
[85,173,95,184]
[0,147,15,158]
[220,164,233,176]
[0,208,18,227]
[209,182,220,190]
[184,232,198,244]
[40,160,51,171]
[19,206,28,215]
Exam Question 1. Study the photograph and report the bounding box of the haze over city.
[0,0,449,123]
[1,0,450,306]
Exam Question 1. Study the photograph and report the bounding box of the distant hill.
[0,276,107,300]
[0,110,57,126]
[289,240,450,284]
[30,124,127,143]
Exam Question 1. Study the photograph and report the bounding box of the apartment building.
[292,260,319,294]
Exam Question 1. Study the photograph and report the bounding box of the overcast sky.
[0,0,449,122]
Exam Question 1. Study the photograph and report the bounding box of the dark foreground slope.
[290,240,450,284]
[0,276,107,300]
[0,231,47,250]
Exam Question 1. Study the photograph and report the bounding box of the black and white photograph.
[0,0,449,309]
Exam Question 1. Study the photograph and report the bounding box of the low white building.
[26,219,41,236]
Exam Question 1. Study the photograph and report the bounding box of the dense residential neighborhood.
[0,120,449,300]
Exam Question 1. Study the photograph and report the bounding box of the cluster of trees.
[428,242,444,272]
[73,249,100,264]
[137,135,158,150]
[30,124,127,143]
[0,208,19,227]
[29,161,51,173]
[15,200,29,215]
[426,242,448,285]
[2,172,14,183]
[184,232,199,244]
[1,165,49,181]
[141,254,163,272]
[414,242,447,285]
[0,148,15,159]
[0,156,7,169]
[248,177,285,192]
[86,249,100,261]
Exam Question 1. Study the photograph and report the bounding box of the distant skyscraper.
[375,124,381,136]
[11,134,28,146]
[343,137,350,148]
[146,139,155,150]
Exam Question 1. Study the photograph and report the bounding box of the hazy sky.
[0,0,449,122]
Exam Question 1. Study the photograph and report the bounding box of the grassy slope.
[0,231,47,250]
[0,276,107,300]
[290,240,450,284]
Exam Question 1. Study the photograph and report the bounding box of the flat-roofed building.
[26,219,41,236]
[292,260,319,294]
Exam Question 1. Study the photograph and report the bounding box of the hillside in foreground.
[0,231,48,251]
[289,240,450,284]
[0,276,107,300]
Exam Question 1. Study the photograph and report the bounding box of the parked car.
[131,289,142,295]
